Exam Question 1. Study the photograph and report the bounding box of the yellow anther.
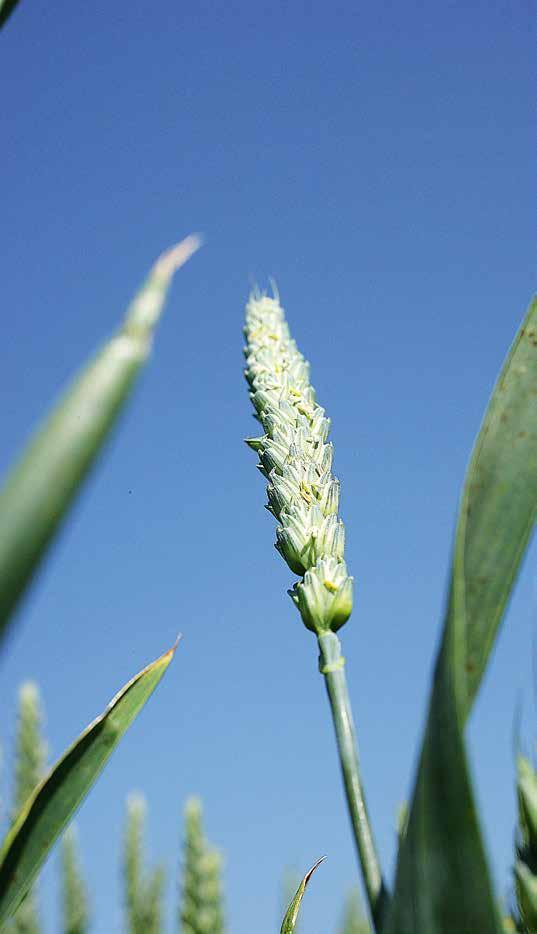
[299,481,312,505]
[323,579,338,594]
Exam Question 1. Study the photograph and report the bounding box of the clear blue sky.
[1,2,535,931]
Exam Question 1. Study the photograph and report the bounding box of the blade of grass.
[0,640,177,924]
[280,857,325,934]
[456,297,537,712]
[0,236,200,644]
[385,299,537,933]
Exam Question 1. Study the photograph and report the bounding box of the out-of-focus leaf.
[0,236,200,644]
[385,299,537,934]
[517,756,537,847]
[0,641,176,924]
[338,890,371,934]
[0,0,22,30]
[512,756,537,933]
[280,857,325,934]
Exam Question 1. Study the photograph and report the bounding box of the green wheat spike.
[179,798,225,934]
[243,291,386,928]
[11,683,46,934]
[123,793,165,934]
[61,825,89,934]
[145,864,166,934]
[244,290,353,634]
[339,891,371,934]
[124,794,144,934]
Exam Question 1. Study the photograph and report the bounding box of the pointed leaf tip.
[385,300,537,934]
[0,644,174,924]
[154,234,202,280]
[280,857,326,934]
[302,855,326,884]
[168,633,182,657]
[0,240,200,643]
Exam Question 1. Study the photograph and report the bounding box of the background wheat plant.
[0,238,199,926]
[1,682,369,931]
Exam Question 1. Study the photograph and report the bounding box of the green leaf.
[0,236,200,644]
[280,857,325,934]
[0,641,177,925]
[385,299,537,934]
[458,298,537,712]
[0,0,22,30]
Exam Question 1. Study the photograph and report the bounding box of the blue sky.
[0,1,535,931]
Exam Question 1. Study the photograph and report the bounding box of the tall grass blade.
[459,297,537,710]
[280,857,325,934]
[0,641,176,925]
[385,299,537,933]
[0,236,200,644]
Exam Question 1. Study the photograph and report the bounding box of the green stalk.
[318,633,386,930]
[242,290,388,931]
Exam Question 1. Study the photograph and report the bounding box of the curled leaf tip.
[162,634,182,662]
[280,856,326,934]
[124,236,201,338]
[305,855,327,880]
[154,234,202,280]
